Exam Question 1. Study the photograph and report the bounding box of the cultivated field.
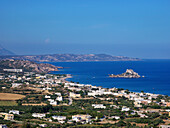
[0,101,17,106]
[0,93,25,100]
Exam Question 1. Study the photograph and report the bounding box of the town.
[0,69,170,128]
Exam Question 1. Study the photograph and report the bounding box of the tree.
[22,121,31,128]
[116,120,126,127]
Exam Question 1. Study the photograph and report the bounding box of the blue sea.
[49,60,170,96]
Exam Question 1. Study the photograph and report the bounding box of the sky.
[0,0,170,59]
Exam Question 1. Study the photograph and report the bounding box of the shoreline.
[61,74,166,96]
[52,61,170,96]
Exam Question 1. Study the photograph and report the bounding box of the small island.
[109,69,143,78]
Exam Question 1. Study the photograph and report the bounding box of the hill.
[0,59,61,73]
[0,54,140,62]
[0,45,14,55]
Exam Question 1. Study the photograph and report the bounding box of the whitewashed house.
[92,104,106,109]
[56,96,63,101]
[45,95,51,99]
[52,116,66,121]
[32,113,46,118]
[121,106,130,111]
[110,116,120,120]
[9,110,19,115]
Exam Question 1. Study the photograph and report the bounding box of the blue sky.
[0,0,170,59]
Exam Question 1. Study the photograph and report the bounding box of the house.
[50,100,57,106]
[70,92,81,98]
[110,105,119,109]
[45,95,51,99]
[92,104,106,109]
[55,80,62,83]
[110,116,120,120]
[0,124,7,128]
[103,92,113,95]
[134,101,142,108]
[55,92,61,96]
[121,106,130,111]
[88,92,96,96]
[52,116,66,121]
[9,110,19,115]
[72,114,92,123]
[166,102,170,107]
[3,69,22,72]
[139,114,148,118]
[159,125,170,128]
[4,114,14,120]
[32,113,46,118]
[12,83,22,88]
[56,96,63,101]
[39,124,47,127]
[68,87,81,91]
[52,116,66,123]
[43,87,52,90]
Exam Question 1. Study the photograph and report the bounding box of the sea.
[49,60,170,96]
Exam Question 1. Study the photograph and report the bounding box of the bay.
[49,60,170,95]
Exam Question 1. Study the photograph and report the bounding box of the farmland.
[0,101,17,106]
[0,93,25,100]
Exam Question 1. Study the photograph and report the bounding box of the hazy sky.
[0,0,170,59]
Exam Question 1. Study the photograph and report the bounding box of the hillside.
[0,54,140,62]
[0,46,14,55]
[0,59,61,73]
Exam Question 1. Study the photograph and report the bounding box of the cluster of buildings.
[0,110,19,121]
[31,113,92,124]
[0,71,170,127]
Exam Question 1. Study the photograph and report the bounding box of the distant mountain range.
[0,54,140,62]
[0,46,14,55]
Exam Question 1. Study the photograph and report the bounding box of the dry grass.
[0,93,25,100]
[0,101,17,106]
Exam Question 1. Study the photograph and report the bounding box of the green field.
[0,101,18,106]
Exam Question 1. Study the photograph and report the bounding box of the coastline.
[61,74,72,83]
[51,61,170,96]
[62,74,164,96]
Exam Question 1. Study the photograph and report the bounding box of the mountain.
[0,54,140,62]
[0,59,61,73]
[0,46,14,55]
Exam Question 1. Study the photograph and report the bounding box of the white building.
[92,104,106,109]
[39,124,47,127]
[56,96,63,101]
[9,110,19,115]
[121,106,130,111]
[12,83,22,88]
[159,125,170,128]
[32,113,46,118]
[45,95,51,99]
[72,114,92,123]
[50,100,57,105]
[3,69,23,72]
[70,92,81,98]
[55,92,61,96]
[52,116,66,121]
[0,124,7,128]
[110,116,120,120]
